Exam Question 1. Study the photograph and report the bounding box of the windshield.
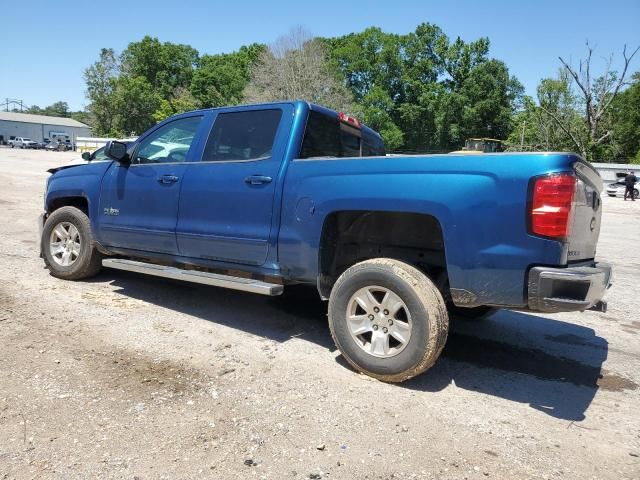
[23,138,32,141]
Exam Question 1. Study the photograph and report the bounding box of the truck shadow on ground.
[104,273,615,422]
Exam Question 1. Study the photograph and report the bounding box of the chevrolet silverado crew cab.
[39,101,612,382]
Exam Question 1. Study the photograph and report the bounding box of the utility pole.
[4,98,25,112]
[520,120,526,150]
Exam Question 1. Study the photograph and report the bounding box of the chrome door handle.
[245,175,272,185]
[158,174,179,184]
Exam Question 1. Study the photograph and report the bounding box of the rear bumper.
[528,262,612,313]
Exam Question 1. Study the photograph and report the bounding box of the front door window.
[132,116,202,165]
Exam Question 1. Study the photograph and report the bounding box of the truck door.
[176,105,292,266]
[97,115,204,254]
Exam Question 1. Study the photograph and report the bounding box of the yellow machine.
[451,138,504,154]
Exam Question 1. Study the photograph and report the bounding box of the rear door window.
[203,109,283,162]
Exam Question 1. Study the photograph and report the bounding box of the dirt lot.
[0,147,639,480]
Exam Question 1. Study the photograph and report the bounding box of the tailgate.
[567,161,603,262]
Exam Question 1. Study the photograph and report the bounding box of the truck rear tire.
[41,206,103,280]
[328,258,449,382]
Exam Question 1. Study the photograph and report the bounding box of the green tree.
[70,109,93,126]
[82,24,523,150]
[324,27,408,149]
[43,101,70,118]
[26,101,71,118]
[507,73,582,152]
[325,27,406,103]
[191,44,266,107]
[153,87,199,122]
[26,105,43,114]
[353,86,404,150]
[325,23,522,152]
[610,72,640,161]
[120,36,198,98]
[112,76,161,136]
[457,60,523,140]
[84,48,119,135]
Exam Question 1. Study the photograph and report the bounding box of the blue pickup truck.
[40,101,611,382]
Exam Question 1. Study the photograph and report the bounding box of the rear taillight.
[530,174,577,240]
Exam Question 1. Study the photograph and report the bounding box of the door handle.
[158,174,179,184]
[245,175,272,185]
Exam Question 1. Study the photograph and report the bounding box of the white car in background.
[606,172,639,199]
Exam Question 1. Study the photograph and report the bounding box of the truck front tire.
[328,258,449,382]
[41,206,102,280]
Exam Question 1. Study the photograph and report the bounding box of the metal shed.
[0,111,91,145]
[591,162,637,182]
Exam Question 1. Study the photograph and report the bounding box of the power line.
[3,98,30,112]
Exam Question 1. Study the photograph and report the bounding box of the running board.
[102,259,283,296]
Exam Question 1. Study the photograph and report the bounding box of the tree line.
[32,23,640,162]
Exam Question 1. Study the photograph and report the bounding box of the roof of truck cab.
[183,100,382,140]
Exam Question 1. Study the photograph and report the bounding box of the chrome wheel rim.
[346,286,412,358]
[49,222,81,267]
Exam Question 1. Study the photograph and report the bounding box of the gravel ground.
[0,147,639,480]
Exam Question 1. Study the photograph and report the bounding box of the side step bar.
[102,258,284,296]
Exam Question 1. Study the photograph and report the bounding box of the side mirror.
[104,140,130,163]
[81,151,91,161]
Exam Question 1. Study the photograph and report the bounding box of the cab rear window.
[299,110,385,158]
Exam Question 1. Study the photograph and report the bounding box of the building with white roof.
[0,111,91,145]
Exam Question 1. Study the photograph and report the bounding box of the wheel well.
[48,196,89,216]
[318,211,447,298]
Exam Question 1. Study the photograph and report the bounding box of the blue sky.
[1,0,638,111]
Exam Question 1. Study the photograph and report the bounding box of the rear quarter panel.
[279,153,583,307]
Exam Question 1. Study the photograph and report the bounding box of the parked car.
[606,174,638,199]
[39,101,612,383]
[45,141,68,152]
[9,137,39,149]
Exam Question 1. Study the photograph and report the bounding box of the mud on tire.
[41,206,102,280]
[328,258,449,382]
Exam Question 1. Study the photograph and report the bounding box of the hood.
[47,158,113,175]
